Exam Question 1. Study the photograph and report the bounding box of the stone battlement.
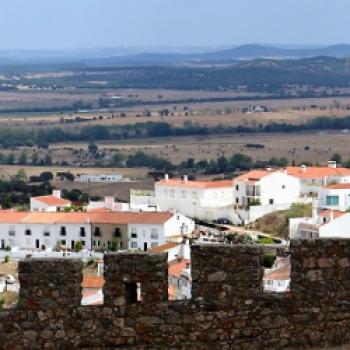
[2,240,350,349]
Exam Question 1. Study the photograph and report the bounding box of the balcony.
[245,186,261,197]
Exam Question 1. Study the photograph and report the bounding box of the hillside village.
[1,161,350,304]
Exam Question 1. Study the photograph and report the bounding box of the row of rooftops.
[156,163,350,188]
[0,210,174,225]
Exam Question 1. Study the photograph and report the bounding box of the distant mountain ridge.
[2,44,350,66]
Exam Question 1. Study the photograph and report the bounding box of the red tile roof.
[82,276,104,289]
[149,242,179,253]
[324,183,350,190]
[90,211,174,225]
[168,259,191,278]
[0,211,175,225]
[235,170,273,182]
[157,179,233,189]
[319,209,345,219]
[33,195,70,207]
[264,265,290,281]
[286,166,350,179]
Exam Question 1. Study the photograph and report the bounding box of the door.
[35,239,40,249]
[143,242,148,251]
[71,240,75,250]
[1,239,5,249]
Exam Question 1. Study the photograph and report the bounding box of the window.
[94,227,101,237]
[131,228,137,239]
[124,282,142,304]
[151,228,158,239]
[170,189,175,198]
[192,191,198,200]
[25,229,31,236]
[43,231,50,237]
[61,240,66,246]
[8,226,15,236]
[94,240,101,247]
[236,185,239,191]
[114,227,121,238]
[80,227,86,237]
[282,185,286,189]
[269,199,274,205]
[131,242,137,248]
[326,195,339,206]
[60,226,66,236]
[236,198,239,204]
[181,190,187,199]
[82,241,86,247]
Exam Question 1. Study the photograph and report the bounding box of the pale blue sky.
[0,0,348,50]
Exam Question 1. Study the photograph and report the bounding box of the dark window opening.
[60,226,66,236]
[114,227,121,238]
[25,229,31,236]
[80,227,86,237]
[124,282,142,304]
[94,227,101,237]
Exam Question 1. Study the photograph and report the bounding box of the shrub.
[3,255,9,263]
[263,253,276,268]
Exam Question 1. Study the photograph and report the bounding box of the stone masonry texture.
[1,240,350,349]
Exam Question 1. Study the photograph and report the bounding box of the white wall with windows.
[0,222,91,251]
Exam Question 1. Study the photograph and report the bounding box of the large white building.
[285,162,350,196]
[233,170,301,224]
[0,210,194,252]
[154,175,234,221]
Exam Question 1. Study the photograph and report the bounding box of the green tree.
[6,153,15,165]
[31,153,39,165]
[88,142,98,155]
[74,241,83,252]
[55,240,62,252]
[330,153,342,164]
[44,154,52,166]
[16,168,27,182]
[2,196,12,209]
[110,239,120,252]
[110,153,125,167]
[18,152,27,165]
[263,253,276,268]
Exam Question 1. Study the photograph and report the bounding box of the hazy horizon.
[0,0,350,51]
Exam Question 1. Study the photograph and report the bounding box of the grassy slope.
[254,204,312,239]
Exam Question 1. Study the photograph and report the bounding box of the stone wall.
[2,240,350,349]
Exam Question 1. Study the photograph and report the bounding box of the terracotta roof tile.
[168,259,191,278]
[264,265,290,281]
[33,195,71,206]
[286,166,350,179]
[324,183,350,190]
[235,170,273,182]
[149,242,179,253]
[82,276,104,289]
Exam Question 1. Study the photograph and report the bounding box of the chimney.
[164,174,169,181]
[328,161,337,169]
[301,165,307,173]
[183,175,188,182]
[52,190,61,198]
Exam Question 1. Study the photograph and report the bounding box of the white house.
[316,184,350,212]
[0,212,92,251]
[263,264,290,293]
[154,175,234,221]
[30,190,71,212]
[286,162,350,196]
[0,209,194,252]
[168,259,192,300]
[79,174,123,183]
[233,170,301,224]
[127,212,195,251]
